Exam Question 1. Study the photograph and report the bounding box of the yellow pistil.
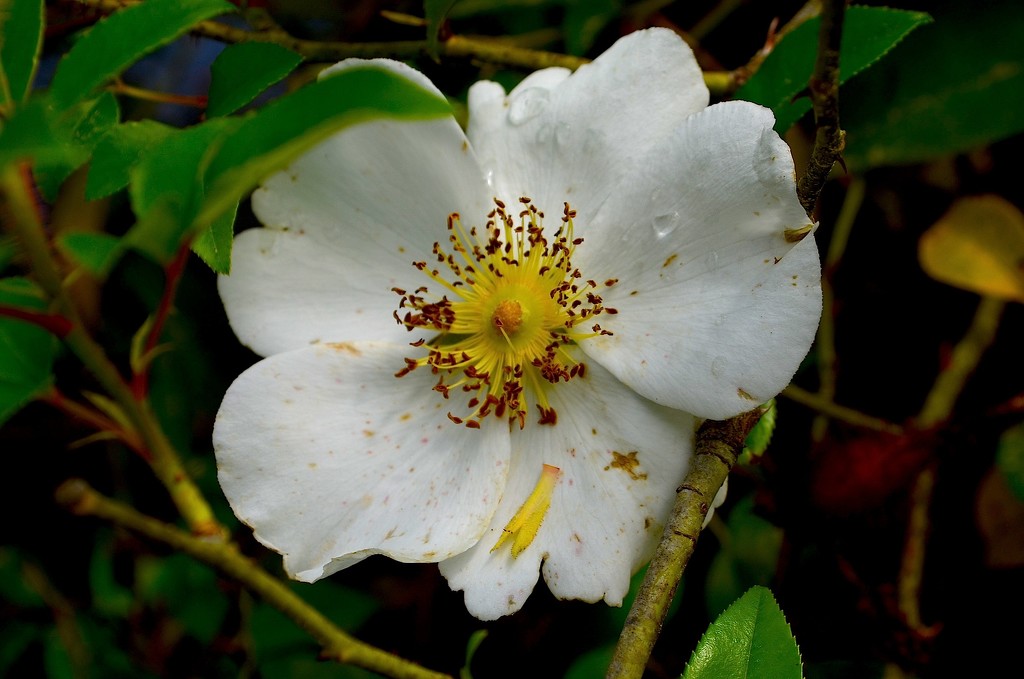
[393,197,617,428]
[491,463,561,557]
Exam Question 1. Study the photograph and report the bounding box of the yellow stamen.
[491,463,561,557]
[393,198,617,428]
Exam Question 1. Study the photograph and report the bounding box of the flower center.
[393,197,617,429]
[493,300,523,334]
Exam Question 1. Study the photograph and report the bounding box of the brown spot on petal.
[604,451,647,481]
[327,342,362,355]
[662,253,678,268]
[737,388,758,401]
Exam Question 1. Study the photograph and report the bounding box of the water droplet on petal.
[652,212,680,238]
[711,356,727,377]
[485,169,495,188]
[508,88,549,125]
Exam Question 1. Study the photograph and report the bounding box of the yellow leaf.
[918,195,1024,301]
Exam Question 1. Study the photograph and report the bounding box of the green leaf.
[0,277,59,426]
[137,554,229,644]
[251,580,378,674]
[89,538,133,618]
[735,6,932,132]
[0,0,44,104]
[742,399,777,463]
[997,423,1024,502]
[424,0,459,58]
[0,92,117,179]
[191,199,238,274]
[564,644,615,679]
[86,120,174,200]
[195,65,452,232]
[125,118,239,264]
[684,586,802,679]
[843,0,1024,169]
[207,42,303,117]
[0,622,38,677]
[38,92,121,199]
[0,548,45,608]
[704,496,784,618]
[129,65,448,266]
[56,233,123,277]
[48,0,234,108]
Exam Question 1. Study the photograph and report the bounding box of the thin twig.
[782,384,903,435]
[915,296,1005,429]
[0,303,73,336]
[0,164,221,537]
[607,411,763,679]
[131,243,190,398]
[41,387,147,454]
[796,0,846,215]
[897,296,1005,635]
[56,480,453,679]
[812,176,865,441]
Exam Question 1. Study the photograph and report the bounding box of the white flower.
[213,28,821,620]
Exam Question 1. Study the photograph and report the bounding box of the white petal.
[578,102,822,419]
[213,342,510,581]
[439,359,694,620]
[221,58,492,356]
[218,228,412,357]
[467,28,708,221]
[704,477,728,529]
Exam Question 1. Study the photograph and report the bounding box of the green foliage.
[55,233,121,276]
[89,538,133,618]
[47,0,234,108]
[138,554,230,643]
[122,66,449,271]
[563,644,615,679]
[124,117,240,264]
[741,399,777,464]
[0,548,45,608]
[0,92,120,198]
[195,66,452,237]
[736,6,931,132]
[86,120,174,200]
[0,623,37,677]
[250,580,379,677]
[192,201,239,274]
[0,0,43,104]
[207,42,303,117]
[0,277,59,426]
[842,0,1024,168]
[997,423,1024,501]
[684,586,802,679]
[704,496,784,619]
[563,0,619,55]
[425,0,460,58]
[462,630,489,679]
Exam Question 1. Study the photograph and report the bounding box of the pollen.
[393,197,615,428]
[493,300,523,334]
